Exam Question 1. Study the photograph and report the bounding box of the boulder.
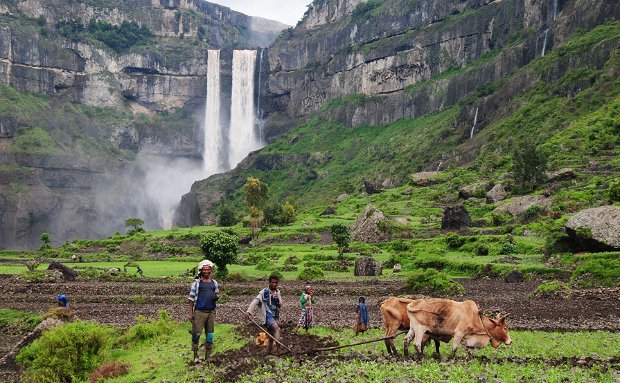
[410,172,442,186]
[354,256,382,276]
[493,195,552,218]
[441,205,472,230]
[486,184,507,203]
[336,193,350,202]
[458,182,491,199]
[546,168,576,183]
[363,180,383,194]
[47,261,77,281]
[320,206,337,216]
[565,206,620,250]
[350,205,390,243]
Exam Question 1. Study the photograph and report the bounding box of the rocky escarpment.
[0,0,287,248]
[0,0,286,113]
[261,0,620,137]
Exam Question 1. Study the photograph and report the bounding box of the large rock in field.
[493,195,552,218]
[363,180,383,194]
[47,261,77,281]
[441,205,471,230]
[410,171,442,186]
[486,184,507,203]
[354,257,382,276]
[565,206,620,250]
[350,205,390,243]
[458,182,491,199]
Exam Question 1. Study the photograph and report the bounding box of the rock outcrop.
[442,205,471,230]
[565,206,620,251]
[354,256,382,276]
[350,205,390,243]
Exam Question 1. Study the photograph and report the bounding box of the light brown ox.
[404,298,512,358]
[380,297,444,356]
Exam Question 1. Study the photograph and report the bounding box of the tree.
[124,218,144,234]
[199,232,238,277]
[243,177,269,238]
[249,206,264,240]
[281,201,297,224]
[512,139,547,194]
[40,232,51,248]
[243,177,269,210]
[330,223,350,260]
[217,205,237,227]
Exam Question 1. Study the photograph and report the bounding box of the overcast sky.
[207,0,312,26]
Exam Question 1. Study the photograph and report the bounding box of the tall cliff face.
[262,0,619,136]
[175,0,620,226]
[0,0,286,113]
[0,0,286,249]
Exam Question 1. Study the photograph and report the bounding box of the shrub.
[403,268,465,296]
[534,280,570,294]
[218,204,237,227]
[389,240,411,252]
[88,361,130,383]
[17,322,113,383]
[445,233,465,249]
[255,259,272,271]
[322,261,349,272]
[474,243,489,256]
[284,256,301,265]
[116,310,174,346]
[199,232,238,277]
[25,260,40,271]
[512,139,547,193]
[297,267,324,280]
[524,205,546,221]
[571,258,620,287]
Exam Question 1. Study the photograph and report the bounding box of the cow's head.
[485,313,512,348]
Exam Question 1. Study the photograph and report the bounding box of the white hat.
[198,260,214,269]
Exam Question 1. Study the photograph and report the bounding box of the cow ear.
[488,318,499,325]
[499,313,510,323]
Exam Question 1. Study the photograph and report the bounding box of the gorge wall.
[0,0,285,248]
[175,0,620,226]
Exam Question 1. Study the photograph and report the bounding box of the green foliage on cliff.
[56,18,152,52]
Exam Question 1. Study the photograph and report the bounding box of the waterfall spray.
[469,107,479,139]
[541,29,549,57]
[204,50,223,175]
[228,50,261,168]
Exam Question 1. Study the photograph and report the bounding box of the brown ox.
[380,297,442,356]
[404,298,511,358]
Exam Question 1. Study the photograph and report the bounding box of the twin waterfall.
[203,49,263,176]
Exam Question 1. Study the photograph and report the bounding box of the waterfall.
[228,50,261,168]
[553,0,558,20]
[203,50,223,174]
[256,48,265,143]
[469,107,479,139]
[541,29,549,57]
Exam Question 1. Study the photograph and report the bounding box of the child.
[297,285,316,331]
[354,296,369,335]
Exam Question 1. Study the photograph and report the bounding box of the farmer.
[354,296,369,335]
[136,265,143,276]
[296,285,316,331]
[57,294,68,308]
[245,274,282,355]
[188,260,219,363]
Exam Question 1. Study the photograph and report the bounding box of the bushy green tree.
[217,205,237,227]
[243,177,269,238]
[39,233,51,250]
[512,139,547,193]
[281,201,297,224]
[199,232,238,277]
[124,218,144,235]
[330,223,350,260]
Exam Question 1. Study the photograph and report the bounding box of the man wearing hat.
[188,260,219,363]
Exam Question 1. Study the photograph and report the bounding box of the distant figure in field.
[296,285,316,331]
[354,296,369,335]
[57,294,68,308]
[136,265,143,276]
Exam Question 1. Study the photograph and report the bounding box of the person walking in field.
[245,274,283,355]
[296,285,316,331]
[188,260,219,364]
[354,296,369,335]
[56,294,69,308]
